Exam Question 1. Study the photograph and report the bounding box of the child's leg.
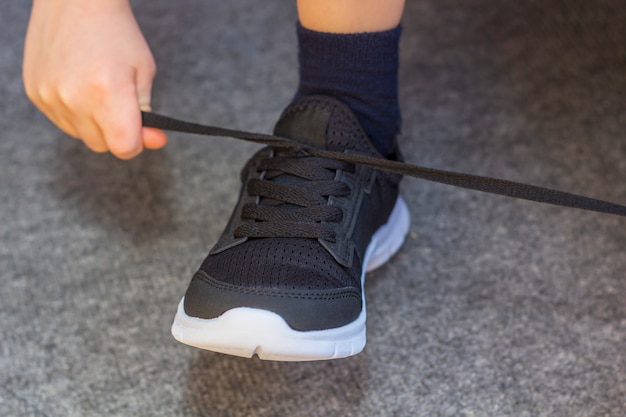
[298,0,405,32]
[294,0,405,155]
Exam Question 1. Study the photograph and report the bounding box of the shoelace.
[142,111,626,218]
[235,151,352,241]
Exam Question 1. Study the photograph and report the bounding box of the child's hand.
[23,0,167,159]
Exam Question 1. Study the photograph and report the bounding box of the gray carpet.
[1,1,625,416]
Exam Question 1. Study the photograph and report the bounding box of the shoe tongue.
[267,103,333,208]
[273,105,331,150]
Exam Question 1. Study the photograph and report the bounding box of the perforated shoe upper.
[183,96,402,331]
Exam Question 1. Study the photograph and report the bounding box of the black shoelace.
[142,111,626,219]
[235,151,352,241]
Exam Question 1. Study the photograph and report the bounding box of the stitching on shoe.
[194,270,361,301]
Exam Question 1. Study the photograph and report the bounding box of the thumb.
[136,60,156,112]
[135,60,168,150]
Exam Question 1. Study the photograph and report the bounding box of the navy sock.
[294,22,402,155]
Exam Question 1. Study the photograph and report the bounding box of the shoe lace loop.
[233,152,353,241]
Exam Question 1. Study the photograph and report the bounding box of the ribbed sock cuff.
[297,22,402,72]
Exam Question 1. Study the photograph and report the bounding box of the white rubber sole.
[171,196,410,361]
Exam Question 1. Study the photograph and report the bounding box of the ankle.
[294,23,402,155]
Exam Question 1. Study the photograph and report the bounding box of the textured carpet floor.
[1,1,625,416]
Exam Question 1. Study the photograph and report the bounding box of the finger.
[136,57,156,113]
[50,113,81,140]
[28,86,81,139]
[95,82,144,160]
[42,98,109,153]
[74,116,109,153]
[135,58,166,150]
[142,127,168,150]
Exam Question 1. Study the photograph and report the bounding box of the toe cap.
[183,270,362,331]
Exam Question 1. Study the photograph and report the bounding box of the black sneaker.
[171,96,410,361]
